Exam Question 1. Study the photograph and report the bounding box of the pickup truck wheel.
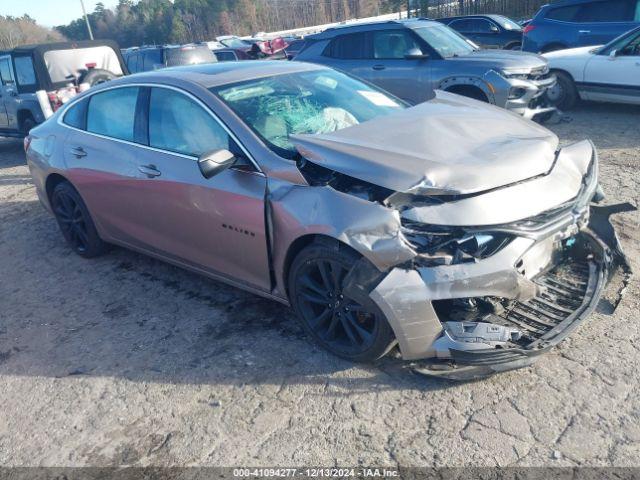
[21,117,36,135]
[51,182,108,258]
[289,243,395,362]
[547,71,578,110]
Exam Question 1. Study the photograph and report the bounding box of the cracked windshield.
[213,70,405,156]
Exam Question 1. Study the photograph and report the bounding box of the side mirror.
[490,25,500,33]
[404,48,429,60]
[198,149,236,179]
[609,49,619,58]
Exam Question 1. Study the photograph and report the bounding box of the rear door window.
[87,87,139,141]
[126,53,139,73]
[324,32,368,59]
[142,49,163,71]
[0,57,14,85]
[449,19,473,32]
[148,87,231,157]
[214,50,237,61]
[576,0,637,22]
[372,30,421,58]
[545,5,581,21]
[469,18,497,33]
[63,98,89,130]
[164,46,217,67]
[13,56,36,87]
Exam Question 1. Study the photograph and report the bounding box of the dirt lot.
[1,103,639,468]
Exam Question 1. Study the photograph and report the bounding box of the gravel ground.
[0,103,639,468]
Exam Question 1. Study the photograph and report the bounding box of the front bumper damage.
[287,108,631,380]
[484,69,557,121]
[361,148,633,380]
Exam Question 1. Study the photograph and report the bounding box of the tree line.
[3,0,553,50]
[56,0,550,48]
[0,15,64,50]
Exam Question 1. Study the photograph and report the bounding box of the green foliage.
[53,0,547,48]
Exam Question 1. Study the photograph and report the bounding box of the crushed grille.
[496,259,592,345]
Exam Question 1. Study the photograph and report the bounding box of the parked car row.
[296,19,557,120]
[4,0,640,141]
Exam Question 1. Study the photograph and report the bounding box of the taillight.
[523,24,536,35]
[24,134,32,153]
[85,62,97,69]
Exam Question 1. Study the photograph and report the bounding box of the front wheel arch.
[445,84,490,102]
[282,234,353,301]
[287,239,396,361]
[45,173,71,205]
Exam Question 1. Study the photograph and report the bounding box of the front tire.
[51,181,108,258]
[289,242,395,362]
[547,71,578,110]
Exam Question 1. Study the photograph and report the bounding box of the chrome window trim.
[57,82,264,175]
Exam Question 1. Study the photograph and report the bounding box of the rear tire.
[51,181,108,258]
[288,242,395,362]
[547,71,578,110]
[21,116,36,136]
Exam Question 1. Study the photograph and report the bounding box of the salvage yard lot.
[1,103,639,467]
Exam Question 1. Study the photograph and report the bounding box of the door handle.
[70,146,87,158]
[138,164,161,178]
[578,30,591,34]
[372,64,386,70]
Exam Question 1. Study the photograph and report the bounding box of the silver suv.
[296,19,557,119]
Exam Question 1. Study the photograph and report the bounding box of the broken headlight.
[401,221,513,266]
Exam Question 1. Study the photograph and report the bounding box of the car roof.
[114,61,326,89]
[539,0,604,8]
[439,14,506,21]
[307,18,440,40]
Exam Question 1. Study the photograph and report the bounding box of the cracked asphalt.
[0,103,639,467]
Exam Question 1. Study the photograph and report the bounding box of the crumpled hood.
[291,91,559,195]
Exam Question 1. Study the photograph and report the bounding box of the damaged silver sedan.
[25,62,631,379]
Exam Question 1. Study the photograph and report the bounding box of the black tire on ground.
[21,116,36,136]
[80,68,117,86]
[288,241,395,362]
[51,181,108,258]
[547,71,579,110]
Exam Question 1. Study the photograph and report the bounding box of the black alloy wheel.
[51,182,107,258]
[289,243,395,362]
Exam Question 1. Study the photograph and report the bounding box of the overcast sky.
[2,0,119,27]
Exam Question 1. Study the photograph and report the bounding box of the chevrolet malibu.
[25,62,629,379]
